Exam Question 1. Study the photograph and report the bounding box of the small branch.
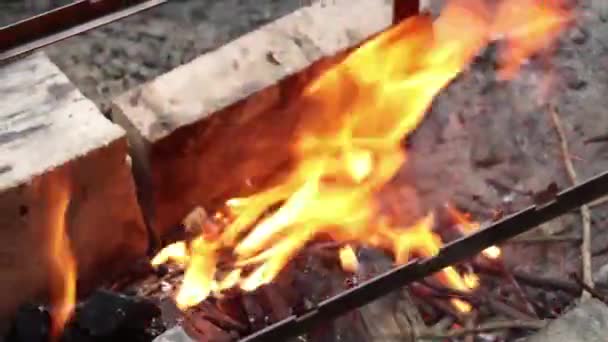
[430,316,455,332]
[548,106,593,300]
[592,244,608,257]
[416,280,535,320]
[464,313,477,342]
[487,298,537,321]
[416,320,547,340]
[570,273,608,305]
[503,267,539,318]
[475,263,581,295]
[505,235,581,244]
[589,195,608,209]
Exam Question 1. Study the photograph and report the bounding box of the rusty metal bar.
[0,0,168,63]
[240,170,608,342]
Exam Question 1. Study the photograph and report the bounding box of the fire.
[445,203,502,260]
[153,0,570,310]
[338,245,360,273]
[45,172,77,339]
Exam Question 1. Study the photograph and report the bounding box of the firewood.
[356,250,425,341]
[0,51,147,320]
[183,315,233,342]
[112,0,394,237]
[259,284,292,323]
[193,301,247,333]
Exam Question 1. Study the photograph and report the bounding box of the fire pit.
[3,0,608,341]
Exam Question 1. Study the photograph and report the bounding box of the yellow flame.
[339,245,360,273]
[151,241,188,266]
[483,246,502,259]
[153,0,570,310]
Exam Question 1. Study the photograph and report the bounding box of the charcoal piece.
[5,304,50,342]
[60,326,96,342]
[75,289,162,338]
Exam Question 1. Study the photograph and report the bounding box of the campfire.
[151,0,567,309]
[9,0,607,341]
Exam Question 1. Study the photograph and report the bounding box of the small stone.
[569,26,589,45]
[567,78,588,90]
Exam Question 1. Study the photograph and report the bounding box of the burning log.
[111,0,395,238]
[0,52,148,323]
[116,0,577,340]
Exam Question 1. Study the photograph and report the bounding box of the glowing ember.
[338,245,360,273]
[153,0,570,311]
[463,273,480,289]
[483,246,502,260]
[46,173,76,339]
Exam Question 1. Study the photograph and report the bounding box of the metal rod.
[240,170,608,342]
[1,0,169,63]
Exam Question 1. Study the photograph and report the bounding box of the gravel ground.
[1,0,304,113]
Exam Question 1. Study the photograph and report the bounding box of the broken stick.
[416,319,547,340]
[548,105,593,300]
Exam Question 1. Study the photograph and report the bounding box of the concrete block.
[0,52,148,319]
[112,0,394,236]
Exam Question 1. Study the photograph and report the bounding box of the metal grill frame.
[0,0,168,63]
[239,170,608,341]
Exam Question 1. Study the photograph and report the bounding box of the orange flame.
[153,0,570,311]
[45,172,76,339]
[339,245,360,273]
[445,203,502,260]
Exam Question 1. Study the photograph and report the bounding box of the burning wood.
[44,171,76,339]
[9,0,607,341]
[0,50,148,334]
[150,0,571,315]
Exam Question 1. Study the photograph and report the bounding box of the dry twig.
[589,195,608,208]
[416,319,547,340]
[549,106,593,300]
[475,263,580,295]
[506,235,581,244]
[570,273,608,305]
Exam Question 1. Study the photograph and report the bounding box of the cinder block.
[0,52,148,319]
[112,0,395,236]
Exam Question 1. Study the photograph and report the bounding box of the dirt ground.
[400,0,608,282]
